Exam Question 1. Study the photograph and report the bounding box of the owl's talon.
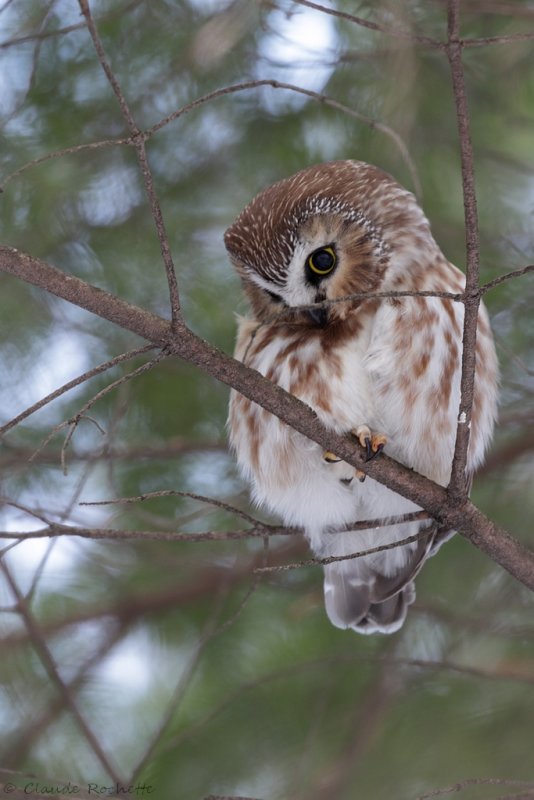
[323,451,341,464]
[365,439,386,462]
[352,426,388,462]
[355,469,366,483]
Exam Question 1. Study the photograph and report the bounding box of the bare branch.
[417,778,534,800]
[0,137,130,191]
[0,510,432,544]
[255,526,436,573]
[0,246,170,342]
[204,796,264,800]
[0,560,124,783]
[445,2,482,499]
[294,0,534,50]
[0,523,293,543]
[78,0,181,326]
[0,0,144,50]
[0,438,225,468]
[147,79,421,197]
[292,0,443,48]
[2,78,419,194]
[59,352,165,473]
[0,344,155,437]
[1,245,533,591]
[463,32,534,46]
[81,489,262,526]
[480,264,534,293]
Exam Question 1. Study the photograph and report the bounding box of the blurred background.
[0,1,533,799]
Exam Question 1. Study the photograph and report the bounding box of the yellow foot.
[352,425,388,463]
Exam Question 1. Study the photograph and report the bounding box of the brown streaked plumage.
[225,160,498,635]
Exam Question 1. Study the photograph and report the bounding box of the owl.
[225,160,498,635]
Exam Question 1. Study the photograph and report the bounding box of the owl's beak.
[307,306,329,327]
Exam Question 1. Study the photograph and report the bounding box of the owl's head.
[224,160,434,326]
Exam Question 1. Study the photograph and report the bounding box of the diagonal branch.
[480,264,534,293]
[0,79,422,201]
[0,560,124,783]
[292,0,443,48]
[0,245,533,591]
[0,344,155,437]
[254,527,436,573]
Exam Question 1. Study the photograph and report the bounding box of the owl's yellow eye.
[307,246,336,276]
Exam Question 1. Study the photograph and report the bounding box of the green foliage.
[1,2,533,799]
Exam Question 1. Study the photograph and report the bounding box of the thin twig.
[0,510,432,544]
[0,523,293,543]
[294,0,534,50]
[255,526,436,573]
[463,32,534,46]
[129,533,269,783]
[0,344,156,437]
[147,79,421,197]
[80,489,262,526]
[0,560,124,783]
[0,0,144,50]
[0,137,131,191]
[2,79,419,197]
[416,778,534,800]
[446,1,482,499]
[78,0,182,326]
[480,264,534,293]
[3,621,125,765]
[292,0,443,49]
[59,352,165,473]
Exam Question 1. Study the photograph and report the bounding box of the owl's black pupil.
[313,250,334,270]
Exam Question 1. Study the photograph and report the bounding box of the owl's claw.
[323,427,386,485]
[352,425,387,463]
[323,451,341,463]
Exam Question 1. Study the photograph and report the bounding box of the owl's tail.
[319,521,454,634]
[323,562,416,634]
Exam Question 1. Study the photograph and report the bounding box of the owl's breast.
[228,317,378,528]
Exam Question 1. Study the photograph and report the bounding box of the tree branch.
[0,560,124,783]
[417,778,534,800]
[255,527,436,573]
[78,0,181,326]
[446,1,483,499]
[292,0,443,48]
[1,245,533,591]
[1,79,420,198]
[0,344,155,437]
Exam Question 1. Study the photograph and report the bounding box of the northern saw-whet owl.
[225,160,498,635]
